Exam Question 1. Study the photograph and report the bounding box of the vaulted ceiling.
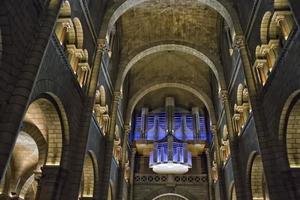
[115,0,223,113]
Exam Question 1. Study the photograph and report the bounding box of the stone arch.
[125,81,216,126]
[73,17,84,48]
[145,187,196,200]
[6,131,39,198]
[246,152,269,200]
[279,90,300,168]
[80,152,96,198]
[152,193,189,200]
[116,43,222,91]
[24,94,68,166]
[19,174,36,199]
[260,12,272,44]
[21,122,47,169]
[99,0,240,41]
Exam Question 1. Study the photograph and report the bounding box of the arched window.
[249,154,269,200]
[0,95,67,199]
[285,97,300,168]
[79,153,96,198]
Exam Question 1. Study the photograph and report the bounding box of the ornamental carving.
[94,86,110,135]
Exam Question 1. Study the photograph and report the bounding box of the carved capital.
[113,91,122,102]
[210,125,217,135]
[124,125,131,135]
[97,39,107,53]
[233,35,246,49]
[219,90,229,102]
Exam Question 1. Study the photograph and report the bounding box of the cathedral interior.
[0,0,300,199]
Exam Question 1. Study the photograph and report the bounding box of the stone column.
[35,165,67,200]
[101,92,122,200]
[205,148,214,200]
[129,148,136,200]
[219,89,245,200]
[117,125,131,200]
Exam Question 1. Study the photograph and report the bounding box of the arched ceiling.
[128,51,212,97]
[119,0,220,55]
[113,0,223,118]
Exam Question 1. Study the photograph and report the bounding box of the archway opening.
[79,153,96,198]
[285,95,300,168]
[152,193,189,200]
[249,154,269,200]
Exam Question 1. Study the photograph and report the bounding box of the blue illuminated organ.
[132,97,210,174]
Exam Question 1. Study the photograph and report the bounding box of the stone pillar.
[101,92,122,200]
[129,148,136,200]
[35,165,67,200]
[232,35,293,200]
[219,89,245,200]
[205,148,214,200]
[117,125,131,200]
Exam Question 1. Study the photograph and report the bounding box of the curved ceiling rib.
[100,0,237,39]
[125,82,217,125]
[116,44,221,91]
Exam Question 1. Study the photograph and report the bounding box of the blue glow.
[132,110,210,142]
